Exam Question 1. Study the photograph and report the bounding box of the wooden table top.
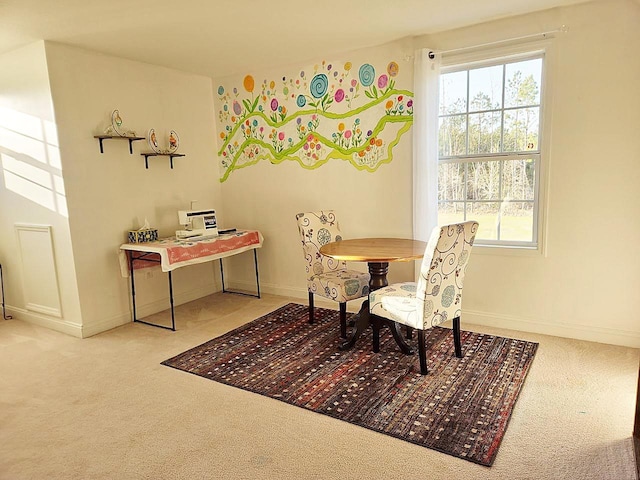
[319,238,427,263]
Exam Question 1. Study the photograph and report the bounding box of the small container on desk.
[127,229,159,243]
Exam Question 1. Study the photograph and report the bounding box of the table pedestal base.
[339,259,414,355]
[319,239,427,355]
[338,300,413,355]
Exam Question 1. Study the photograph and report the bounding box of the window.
[438,53,544,248]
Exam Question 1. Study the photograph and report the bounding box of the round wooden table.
[320,238,426,289]
[320,238,427,353]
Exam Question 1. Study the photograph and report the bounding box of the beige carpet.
[0,292,637,480]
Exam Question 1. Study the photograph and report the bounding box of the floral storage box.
[127,228,159,243]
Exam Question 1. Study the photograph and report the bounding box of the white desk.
[120,230,263,330]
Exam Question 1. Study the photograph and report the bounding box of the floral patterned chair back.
[368,221,478,374]
[415,221,479,329]
[296,211,347,278]
[295,210,370,338]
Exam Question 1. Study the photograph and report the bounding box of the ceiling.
[0,0,590,79]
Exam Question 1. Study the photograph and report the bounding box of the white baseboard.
[80,282,221,337]
[4,282,221,338]
[229,280,640,348]
[226,280,353,312]
[130,281,220,320]
[463,309,640,349]
[234,280,302,299]
[2,305,83,337]
[9,277,638,348]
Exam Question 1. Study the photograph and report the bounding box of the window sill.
[472,244,543,257]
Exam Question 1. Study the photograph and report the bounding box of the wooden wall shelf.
[94,135,145,154]
[140,153,186,169]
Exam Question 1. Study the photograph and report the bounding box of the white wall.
[3,2,637,347]
[418,0,640,347]
[217,39,417,300]
[219,0,640,348]
[44,43,222,336]
[0,41,83,336]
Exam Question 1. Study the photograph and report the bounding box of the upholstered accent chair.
[296,211,370,338]
[369,221,478,374]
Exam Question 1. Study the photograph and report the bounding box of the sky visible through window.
[440,58,542,117]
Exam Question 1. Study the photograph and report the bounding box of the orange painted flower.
[243,75,255,93]
[387,61,399,77]
[219,132,225,139]
[269,80,275,89]
[358,150,365,157]
[385,100,393,109]
[338,123,345,132]
[376,139,383,147]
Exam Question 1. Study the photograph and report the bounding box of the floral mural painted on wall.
[214,59,413,182]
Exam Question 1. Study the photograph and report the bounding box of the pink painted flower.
[378,74,388,89]
[334,89,345,103]
[344,130,352,139]
[351,79,357,87]
[270,98,279,111]
[278,131,285,141]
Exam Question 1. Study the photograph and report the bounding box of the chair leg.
[339,302,347,339]
[308,292,314,324]
[453,316,462,358]
[418,330,428,375]
[406,326,413,340]
[372,316,381,353]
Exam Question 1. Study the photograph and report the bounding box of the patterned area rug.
[162,303,538,466]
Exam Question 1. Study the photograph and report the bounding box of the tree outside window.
[438,55,543,247]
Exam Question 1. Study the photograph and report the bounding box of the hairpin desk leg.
[218,248,261,298]
[0,263,12,320]
[254,249,260,299]
[128,251,175,331]
[168,271,176,331]
[128,251,137,322]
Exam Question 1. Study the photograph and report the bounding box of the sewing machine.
[175,208,218,240]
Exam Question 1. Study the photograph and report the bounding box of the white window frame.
[438,40,554,254]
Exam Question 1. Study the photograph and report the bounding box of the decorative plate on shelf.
[111,109,125,136]
[168,130,180,154]
[147,128,161,153]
